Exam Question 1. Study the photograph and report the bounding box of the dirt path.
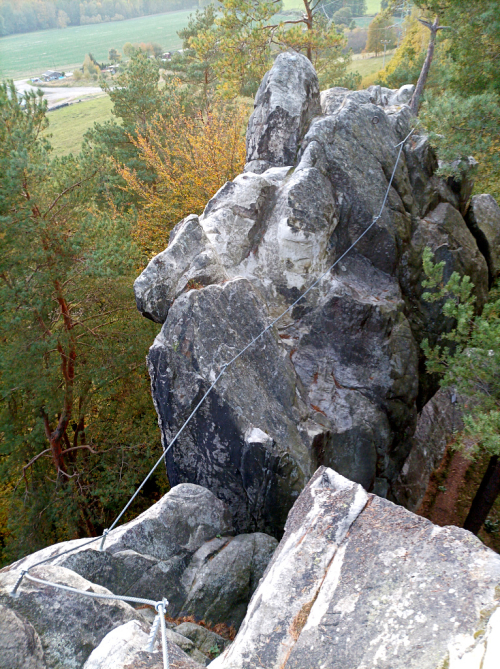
[15,80,104,110]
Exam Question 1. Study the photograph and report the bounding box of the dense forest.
[0,0,499,565]
[0,0,198,35]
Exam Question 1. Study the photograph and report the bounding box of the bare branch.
[43,171,100,218]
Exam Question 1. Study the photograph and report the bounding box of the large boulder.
[83,620,206,669]
[135,53,491,536]
[245,51,321,173]
[0,566,140,669]
[211,467,500,669]
[4,484,277,632]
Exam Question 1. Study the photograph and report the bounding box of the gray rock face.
[245,51,321,173]
[0,566,140,669]
[148,278,312,534]
[83,620,205,669]
[392,388,464,511]
[466,193,500,285]
[4,484,276,646]
[135,53,491,536]
[211,467,500,669]
[179,533,277,628]
[0,604,45,669]
[134,215,228,324]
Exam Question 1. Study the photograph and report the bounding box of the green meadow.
[0,10,189,80]
[44,95,114,156]
[282,0,380,13]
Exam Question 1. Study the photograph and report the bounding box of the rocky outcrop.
[211,466,500,669]
[466,193,500,286]
[392,387,465,511]
[135,52,491,537]
[1,484,277,668]
[5,484,276,630]
[245,51,321,174]
[83,620,206,669]
[0,566,140,669]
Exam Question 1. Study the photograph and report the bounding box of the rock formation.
[134,52,490,536]
[465,193,500,286]
[211,467,500,669]
[392,387,465,511]
[0,484,277,668]
[4,471,499,669]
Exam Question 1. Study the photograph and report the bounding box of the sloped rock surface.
[0,566,140,669]
[3,484,276,640]
[466,193,500,285]
[210,467,500,669]
[392,387,465,511]
[135,53,490,536]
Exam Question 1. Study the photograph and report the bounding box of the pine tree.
[422,248,500,535]
[0,82,165,564]
[190,0,351,97]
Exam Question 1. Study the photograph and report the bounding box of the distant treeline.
[0,0,198,36]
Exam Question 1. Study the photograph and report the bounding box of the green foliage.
[189,0,351,96]
[169,5,219,102]
[420,91,500,200]
[108,47,121,63]
[422,248,500,459]
[0,82,165,565]
[376,12,429,88]
[0,0,198,36]
[412,0,500,96]
[364,12,397,55]
[86,51,183,208]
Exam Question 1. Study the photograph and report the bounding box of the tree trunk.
[463,455,500,535]
[409,17,440,116]
[303,0,313,62]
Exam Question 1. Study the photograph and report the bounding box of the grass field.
[347,53,392,81]
[0,3,383,80]
[365,0,381,13]
[282,0,380,11]
[0,10,190,80]
[44,95,114,156]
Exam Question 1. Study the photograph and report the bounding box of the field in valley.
[0,2,383,80]
[6,1,387,158]
[44,95,114,156]
[0,10,190,80]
